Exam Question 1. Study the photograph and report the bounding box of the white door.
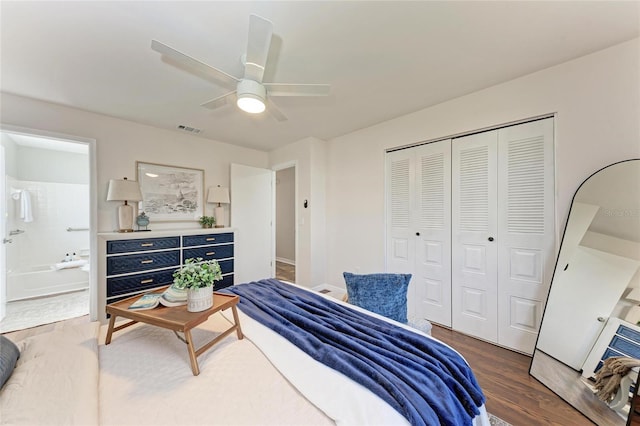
[230,163,275,284]
[386,141,452,326]
[537,246,640,369]
[452,131,499,343]
[496,118,555,354]
[413,141,452,326]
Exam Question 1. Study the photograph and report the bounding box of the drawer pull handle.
[140,279,154,284]
[206,251,215,256]
[141,259,154,264]
[140,243,154,247]
[206,237,216,241]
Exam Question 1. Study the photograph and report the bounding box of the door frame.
[272,161,298,283]
[0,124,98,321]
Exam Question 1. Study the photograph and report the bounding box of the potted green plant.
[198,216,216,228]
[172,257,222,312]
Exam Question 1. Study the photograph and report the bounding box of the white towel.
[20,190,33,222]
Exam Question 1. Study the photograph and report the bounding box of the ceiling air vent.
[176,125,202,134]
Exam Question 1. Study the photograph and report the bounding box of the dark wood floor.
[276,261,295,282]
[431,325,591,425]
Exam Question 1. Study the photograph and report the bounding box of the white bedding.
[220,287,490,426]
[1,321,100,425]
[98,315,332,425]
[1,285,489,426]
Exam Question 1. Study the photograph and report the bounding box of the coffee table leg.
[184,329,200,376]
[231,306,244,340]
[105,314,117,345]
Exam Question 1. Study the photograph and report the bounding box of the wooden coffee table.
[105,288,243,376]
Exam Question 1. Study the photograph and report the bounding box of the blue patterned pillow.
[343,272,411,323]
[0,335,20,389]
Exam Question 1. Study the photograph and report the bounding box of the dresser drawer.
[107,250,180,275]
[107,237,180,254]
[107,269,175,297]
[610,335,640,358]
[618,325,640,343]
[214,274,234,291]
[219,259,234,275]
[182,233,233,247]
[183,244,234,262]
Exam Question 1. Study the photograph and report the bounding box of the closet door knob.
[415,232,420,236]
[488,237,494,242]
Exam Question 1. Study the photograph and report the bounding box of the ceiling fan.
[151,14,330,121]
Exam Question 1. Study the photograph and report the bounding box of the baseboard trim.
[275,257,295,266]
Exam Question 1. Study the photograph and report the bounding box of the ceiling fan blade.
[266,99,287,122]
[264,83,330,97]
[151,40,239,88]
[244,14,273,83]
[201,91,237,110]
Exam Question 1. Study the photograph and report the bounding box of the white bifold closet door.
[386,140,452,327]
[387,117,554,354]
[452,118,555,354]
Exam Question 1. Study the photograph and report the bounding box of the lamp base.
[214,205,225,228]
[118,204,135,233]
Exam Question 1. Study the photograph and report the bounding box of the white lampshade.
[107,178,142,232]
[107,178,143,202]
[207,186,229,228]
[207,186,230,204]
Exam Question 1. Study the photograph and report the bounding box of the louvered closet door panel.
[497,118,554,354]
[413,141,452,326]
[452,131,499,343]
[386,149,415,278]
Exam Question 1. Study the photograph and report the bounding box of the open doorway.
[0,130,92,333]
[275,166,296,283]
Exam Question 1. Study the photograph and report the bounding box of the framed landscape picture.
[136,162,204,221]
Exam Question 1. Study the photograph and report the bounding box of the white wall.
[17,146,88,184]
[1,133,18,177]
[6,177,89,269]
[0,93,269,233]
[276,167,295,263]
[325,38,640,287]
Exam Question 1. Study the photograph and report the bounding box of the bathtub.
[7,264,89,301]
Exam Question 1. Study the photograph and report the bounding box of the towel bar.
[67,227,89,232]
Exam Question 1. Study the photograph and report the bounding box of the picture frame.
[136,161,204,222]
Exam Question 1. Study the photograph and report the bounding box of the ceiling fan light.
[236,79,267,114]
[237,94,266,114]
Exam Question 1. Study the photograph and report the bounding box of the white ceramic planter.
[187,286,213,312]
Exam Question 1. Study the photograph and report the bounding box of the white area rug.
[0,289,89,333]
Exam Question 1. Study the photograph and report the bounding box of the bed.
[0,279,489,426]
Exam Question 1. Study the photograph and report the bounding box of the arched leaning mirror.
[530,159,640,425]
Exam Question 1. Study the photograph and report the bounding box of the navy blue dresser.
[101,230,235,314]
[582,317,640,379]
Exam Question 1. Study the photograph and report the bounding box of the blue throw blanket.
[220,279,485,426]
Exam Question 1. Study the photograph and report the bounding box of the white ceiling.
[1,1,638,152]
[4,133,88,154]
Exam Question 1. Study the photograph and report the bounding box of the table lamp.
[207,185,230,228]
[107,177,143,232]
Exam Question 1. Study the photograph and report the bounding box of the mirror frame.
[530,158,640,425]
